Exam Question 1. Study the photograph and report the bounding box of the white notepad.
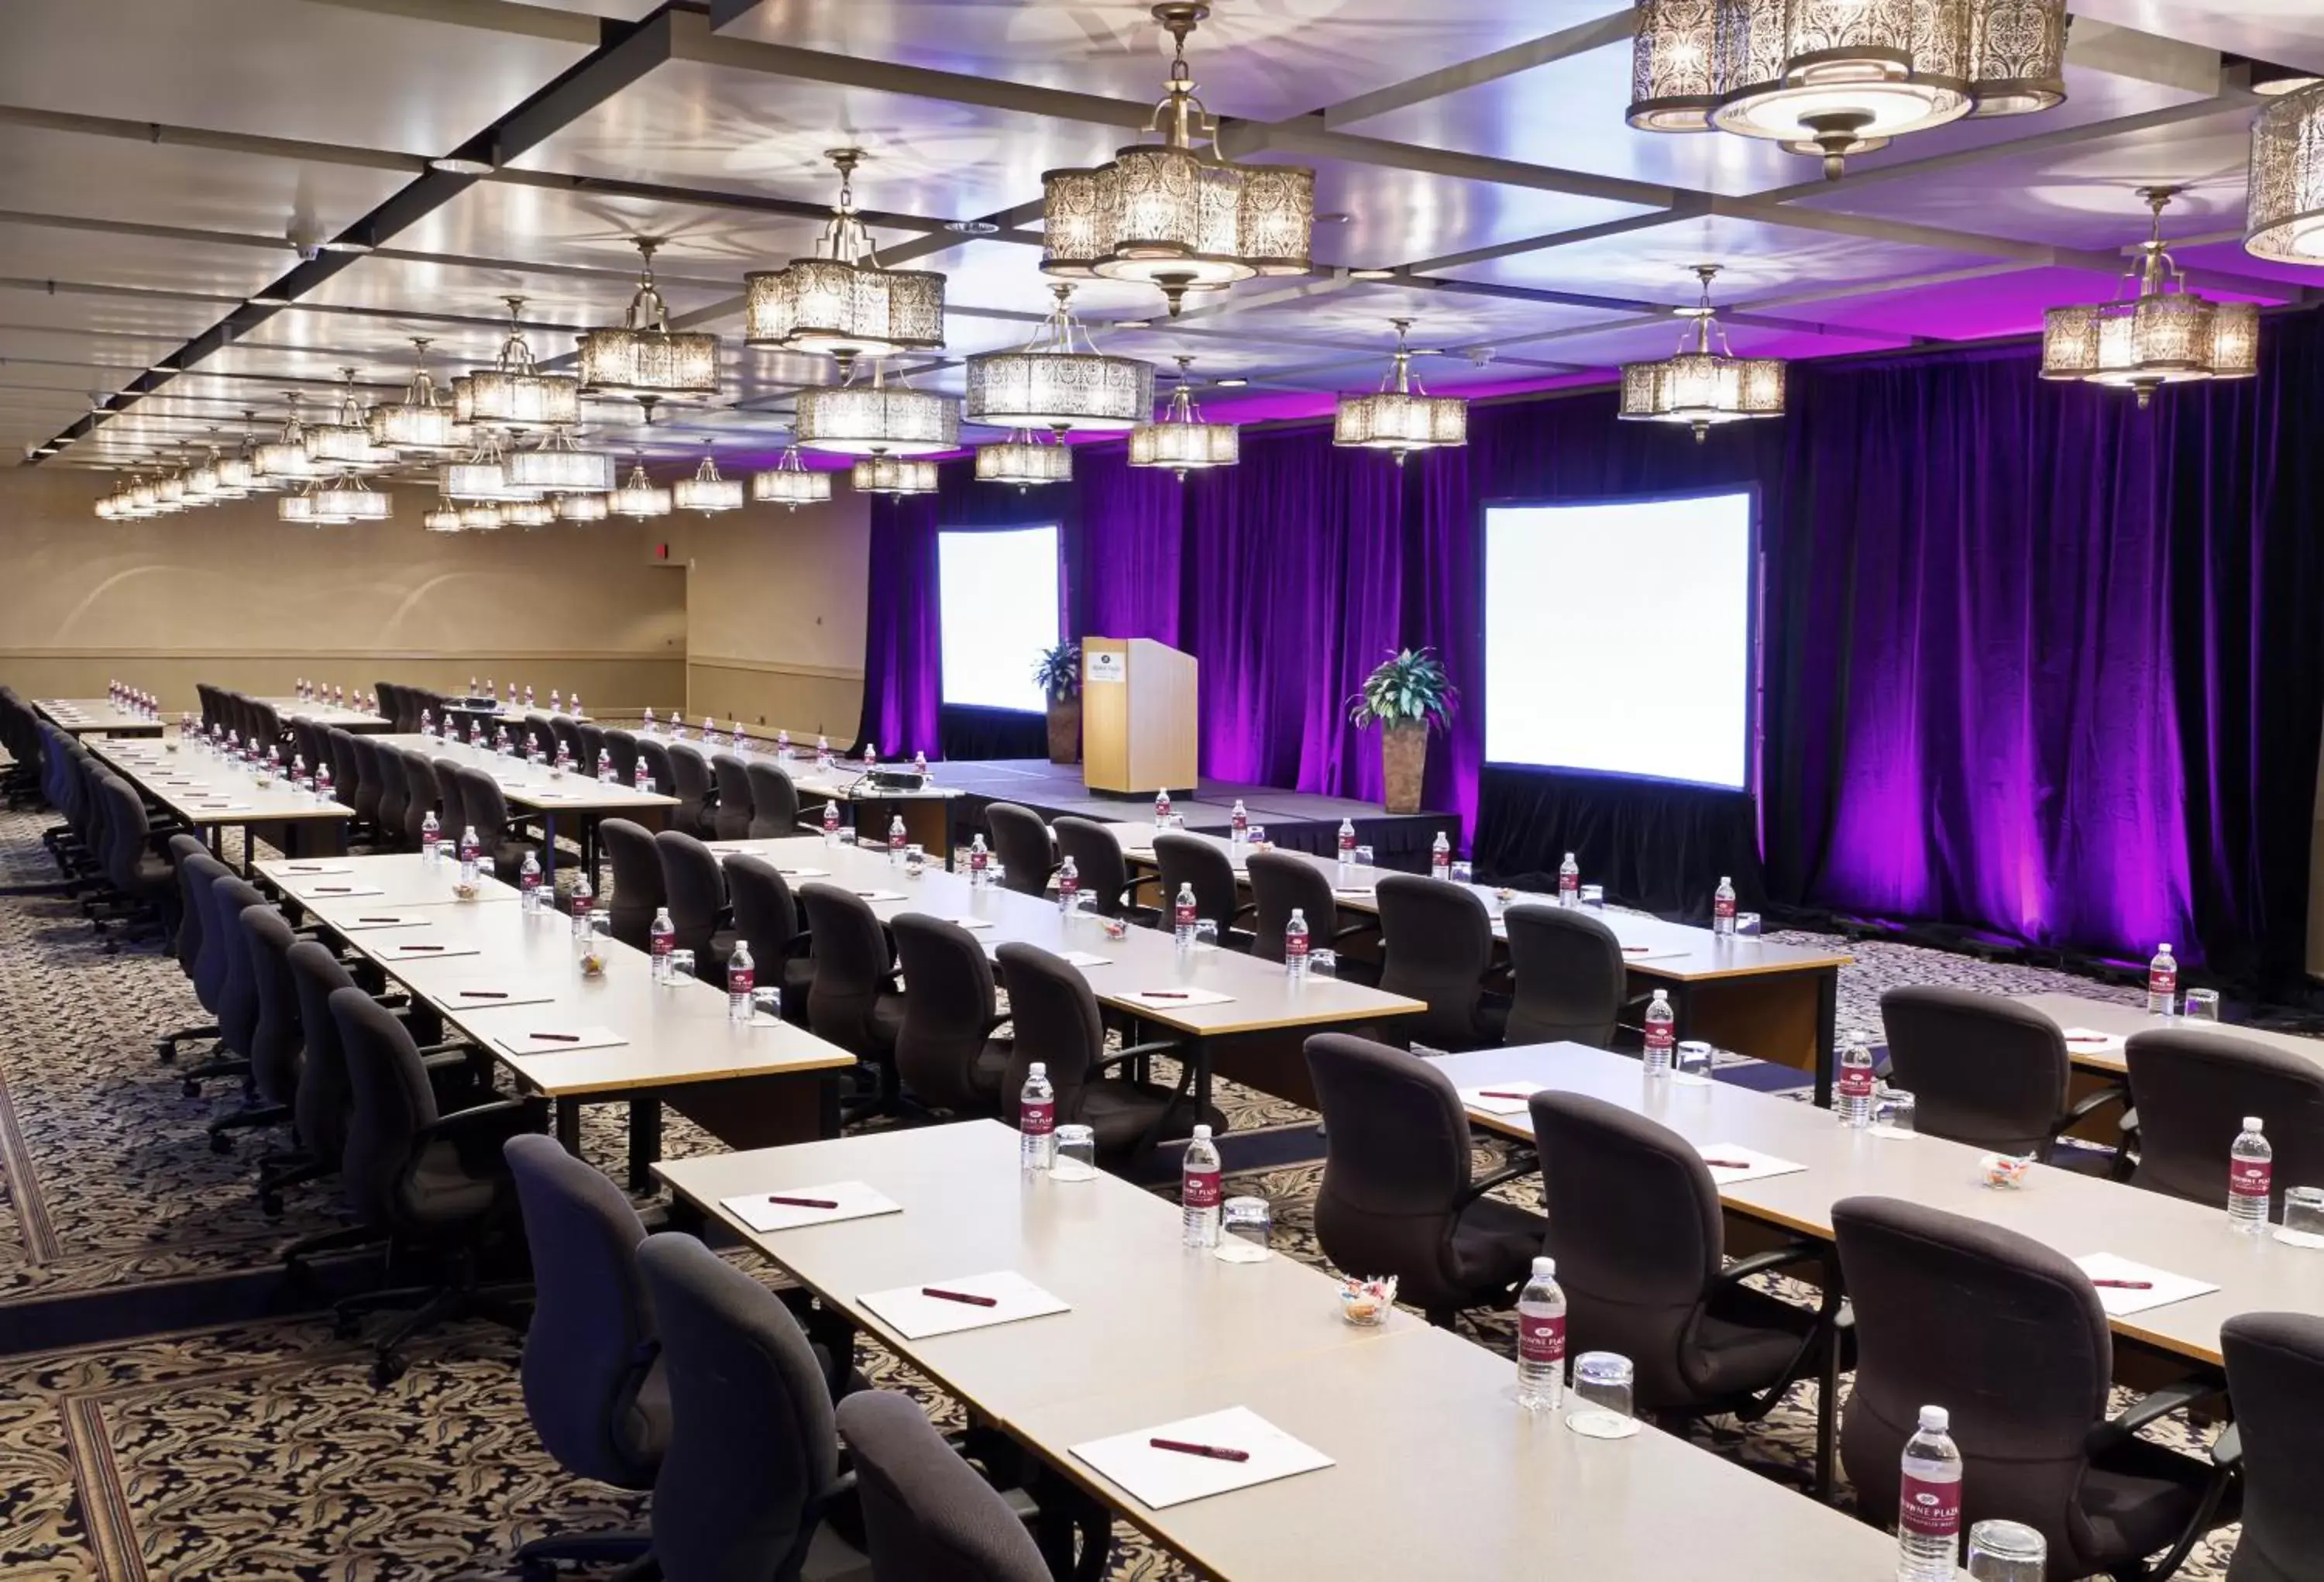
[1460,1082,1544,1116]
[2061,1027,2130,1055]
[1619,947,1692,962]
[196,802,254,812]
[1071,1406,1334,1510]
[722,1181,902,1233]
[947,917,996,930]
[332,912,431,930]
[493,1026,628,1057]
[850,889,908,903]
[1696,1144,1807,1186]
[281,862,354,875]
[1057,951,1114,968]
[301,884,385,898]
[857,1271,1070,1340]
[777,867,830,879]
[380,941,481,961]
[1124,987,1236,1009]
[437,981,563,1009]
[2074,1252,2220,1316]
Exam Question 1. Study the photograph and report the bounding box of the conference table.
[377,732,678,883]
[259,851,856,1187]
[706,834,1425,1116]
[33,696,165,738]
[1108,821,1855,1106]
[655,1121,1910,1580]
[260,696,394,733]
[86,732,353,868]
[2013,991,2324,1078]
[727,745,968,860]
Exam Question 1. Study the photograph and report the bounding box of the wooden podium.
[1081,638,1198,795]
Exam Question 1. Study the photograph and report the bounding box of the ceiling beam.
[1319,10,1637,129]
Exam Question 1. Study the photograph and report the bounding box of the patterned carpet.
[0,803,2246,1580]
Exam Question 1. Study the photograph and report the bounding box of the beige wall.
[0,466,687,713]
[664,476,870,740]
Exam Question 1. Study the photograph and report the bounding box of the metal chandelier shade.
[1129,355,1239,477]
[610,460,673,519]
[253,392,322,485]
[311,473,394,521]
[456,296,579,430]
[2042,187,2260,408]
[744,150,945,369]
[965,284,1153,432]
[505,426,617,494]
[1628,0,2069,178]
[1333,319,1466,464]
[440,432,545,502]
[751,445,834,510]
[1040,3,1315,317]
[794,363,959,457]
[306,367,401,470]
[2247,84,2324,264]
[851,454,939,496]
[1618,266,1787,441]
[672,442,743,514]
[556,490,610,523]
[975,429,1073,488]
[577,239,723,398]
[370,338,469,453]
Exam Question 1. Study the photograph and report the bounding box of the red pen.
[2091,1278,2154,1290]
[1148,1438,1250,1463]
[764,1195,841,1210]
[920,1287,999,1308]
[1479,1089,1535,1101]
[528,1031,581,1043]
[1703,1158,1755,1170]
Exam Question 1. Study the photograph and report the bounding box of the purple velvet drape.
[854,486,941,761]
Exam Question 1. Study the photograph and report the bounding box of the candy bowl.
[1979,1152,2033,1189]
[1338,1275,1397,1327]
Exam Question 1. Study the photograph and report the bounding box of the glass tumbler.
[2281,1185,2324,1247]
[1967,1520,2046,1582]
[1307,949,1339,981]
[2181,988,2220,1024]
[1872,1085,1917,1137]
[1567,1352,1636,1438]
[1052,1124,1098,1182]
[664,947,695,986]
[1450,861,1474,886]
[1580,884,1606,909]
[904,843,927,878]
[1217,1197,1272,1263]
[1673,1040,1714,1085]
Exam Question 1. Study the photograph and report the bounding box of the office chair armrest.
[421,1095,545,1172]
[2085,1377,2229,1459]
[1713,1241,1828,1291]
[2049,1082,2130,1138]
[1453,1160,1536,1212]
[2208,1422,2241,1472]
[1331,920,1372,944]
[1095,1037,1181,1074]
[783,930,814,960]
[981,1011,1014,1039]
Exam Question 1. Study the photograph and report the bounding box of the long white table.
[381,732,678,882]
[2013,991,2324,1078]
[88,733,354,870]
[33,696,165,738]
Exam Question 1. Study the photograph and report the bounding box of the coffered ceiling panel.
[380,177,832,278]
[0,125,413,245]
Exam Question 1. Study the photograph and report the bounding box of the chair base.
[514,1529,651,1581]
[206,1102,290,1153]
[156,1023,219,1064]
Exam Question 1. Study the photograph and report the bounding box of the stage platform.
[931,758,1459,868]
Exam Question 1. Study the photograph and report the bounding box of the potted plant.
[1349,647,1456,814]
[1034,640,1082,765]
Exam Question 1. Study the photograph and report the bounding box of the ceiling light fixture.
[311,473,393,522]
[1333,318,1467,464]
[610,459,673,519]
[502,499,555,528]
[1040,2,1315,316]
[745,149,946,373]
[214,414,259,496]
[1619,264,1787,441]
[253,391,321,484]
[459,502,506,531]
[751,445,834,511]
[851,454,939,497]
[975,428,1074,490]
[458,296,579,430]
[795,360,959,457]
[965,284,1154,433]
[307,366,400,469]
[2044,187,2260,408]
[1130,355,1239,479]
[556,490,610,522]
[506,425,617,494]
[2247,82,2324,263]
[672,440,742,514]
[370,337,468,453]
[423,501,466,533]
[578,238,723,399]
[1628,0,2069,179]
[441,431,544,502]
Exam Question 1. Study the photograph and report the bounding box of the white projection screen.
[939,524,1061,712]
[1483,492,1758,789]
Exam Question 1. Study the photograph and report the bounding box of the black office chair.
[710,752,755,841]
[1303,1033,1544,1326]
[328,986,538,1384]
[372,745,411,849]
[156,834,222,1064]
[200,872,273,1149]
[982,802,1054,898]
[238,906,320,1207]
[400,751,442,849]
[1050,817,1145,919]
[597,817,665,951]
[890,914,1011,1117]
[1880,986,2126,1161]
[504,1133,666,1580]
[1530,1090,1831,1421]
[549,712,585,766]
[345,731,387,836]
[1153,831,1251,947]
[633,736,676,797]
[636,1231,861,1582]
[1373,873,1507,1051]
[724,855,816,1027]
[655,828,735,981]
[669,742,717,837]
[601,727,641,788]
[2221,1312,2324,1582]
[1832,1195,2236,1580]
[746,760,803,837]
[325,727,363,816]
[1502,904,1626,1048]
[575,720,610,780]
[454,765,538,880]
[1246,849,1368,969]
[432,756,470,845]
[995,943,1220,1166]
[93,772,176,946]
[2125,1028,2324,1216]
[798,882,906,1103]
[838,1391,1050,1582]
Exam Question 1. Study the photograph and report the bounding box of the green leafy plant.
[1348,647,1458,733]
[1033,640,1082,703]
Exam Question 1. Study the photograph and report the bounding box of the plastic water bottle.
[1558,851,1580,906]
[554,740,571,774]
[494,724,511,757]
[888,813,907,865]
[421,810,441,864]
[1516,1256,1567,1412]
[2230,1116,2273,1233]
[1181,1124,1222,1247]
[524,683,535,709]
[913,749,928,778]
[568,867,594,934]
[667,709,684,740]
[1056,855,1080,915]
[727,940,755,1023]
[2147,943,2179,1016]
[420,708,434,738]
[550,688,562,714]
[649,907,676,982]
[816,734,831,768]
[701,714,717,746]
[524,730,543,765]
[469,720,484,748]
[968,834,991,889]
[1284,906,1310,981]
[1155,786,1173,824]
[505,682,517,709]
[518,851,544,911]
[597,748,614,782]
[1019,1063,1055,1174]
[1838,1043,1877,1126]
[1174,882,1198,947]
[570,692,582,717]
[1896,1405,1963,1582]
[822,800,840,841]
[1713,875,1738,936]
[776,728,792,758]
[1337,817,1356,866]
[1430,831,1452,881]
[633,755,652,793]
[862,741,878,769]
[459,846,479,890]
[316,763,334,800]
[641,707,656,735]
[1643,989,1676,1076]
[1229,800,1248,844]
[458,824,480,865]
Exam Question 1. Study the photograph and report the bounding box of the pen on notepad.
[528,1032,580,1043]
[1479,1090,1534,1101]
[763,1195,840,1210]
[920,1287,998,1307]
[1149,1438,1250,1463]
[458,990,509,999]
[1140,990,1191,999]
[2090,1278,2154,1290]
[1702,1158,1755,1170]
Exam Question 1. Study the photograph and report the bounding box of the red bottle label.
[1519,1312,1566,1367]
[1020,1099,1054,1137]
[1176,902,1196,930]
[890,830,906,851]
[652,934,672,957]
[571,896,591,919]
[970,848,988,872]
[1838,1064,1875,1100]
[1899,1474,1961,1539]
[1339,834,1355,855]
[521,870,541,892]
[1560,872,1579,894]
[2150,968,2178,996]
[728,966,755,997]
[1646,1023,1674,1052]
[1714,896,1736,919]
[1286,930,1309,960]
[2230,1157,2272,1201]
[1060,875,1079,899]
[1183,1169,1222,1209]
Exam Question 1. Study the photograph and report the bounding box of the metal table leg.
[627,1093,660,1192]
[1812,966,1839,1110]
[556,1095,583,1155]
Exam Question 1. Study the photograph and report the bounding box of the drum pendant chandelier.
[852,454,939,497]
[2247,83,2324,263]
[253,392,321,486]
[457,297,579,430]
[1628,0,2069,178]
[305,368,400,471]
[1041,3,1315,317]
[672,439,743,514]
[975,429,1073,489]
[610,459,673,519]
[965,284,1153,433]
[751,445,834,510]
[578,239,723,400]
[505,425,617,494]
[2041,187,2259,408]
[1129,355,1239,479]
[1618,265,1786,442]
[370,337,468,454]
[795,359,959,457]
[1332,319,1466,465]
[744,149,946,372]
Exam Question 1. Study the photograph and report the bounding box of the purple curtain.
[855,488,941,759]
[1076,445,1184,646]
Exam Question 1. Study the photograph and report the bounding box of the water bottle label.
[970,849,988,872]
[729,967,755,997]
[1898,1475,1961,1539]
[1838,1065,1875,1100]
[890,831,906,851]
[2230,1157,2272,1201]
[1286,932,1309,959]
[1645,1024,1673,1052]
[1021,1099,1054,1137]
[1183,1168,1222,1209]
[1518,1312,1566,1366]
[521,871,541,892]
[1176,902,1196,930]
[572,896,591,919]
[2150,968,2178,996]
[652,934,672,957]
[1559,873,1579,893]
[1714,896,1736,919]
[1060,877,1079,899]
[1339,836,1355,855]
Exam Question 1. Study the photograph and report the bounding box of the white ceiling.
[5,0,2319,475]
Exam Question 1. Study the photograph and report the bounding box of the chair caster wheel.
[370,1353,407,1388]
[156,1040,175,1064]
[181,1078,202,1098]
[260,1192,284,1219]
[519,1561,558,1582]
[208,1130,232,1154]
[332,1309,360,1340]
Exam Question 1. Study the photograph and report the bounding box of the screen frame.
[1476,484,1764,795]
[937,521,1067,716]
